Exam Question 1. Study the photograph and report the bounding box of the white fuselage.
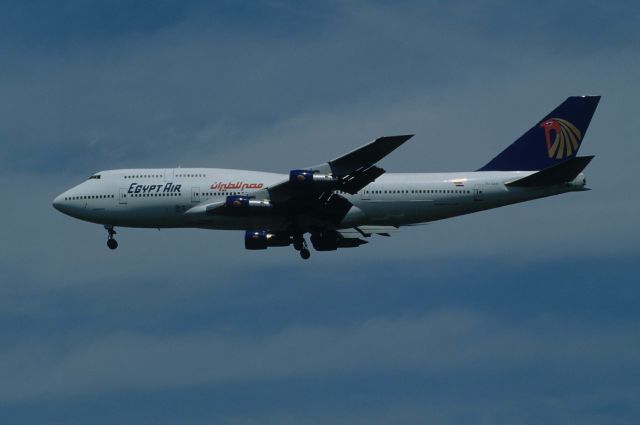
[52,168,587,231]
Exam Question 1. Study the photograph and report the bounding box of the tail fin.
[478,96,600,171]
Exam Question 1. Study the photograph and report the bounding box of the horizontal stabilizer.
[506,156,594,187]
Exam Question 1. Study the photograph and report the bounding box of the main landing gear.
[293,233,311,260]
[105,225,118,250]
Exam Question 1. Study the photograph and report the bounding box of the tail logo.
[539,118,582,159]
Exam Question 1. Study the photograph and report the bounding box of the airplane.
[53,96,600,260]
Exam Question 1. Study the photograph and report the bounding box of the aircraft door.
[191,187,200,203]
[474,184,484,202]
[361,185,371,200]
[164,168,174,181]
[119,188,128,204]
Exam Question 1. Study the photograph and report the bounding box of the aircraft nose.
[52,194,65,212]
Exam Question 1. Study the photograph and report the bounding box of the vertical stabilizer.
[478,96,600,171]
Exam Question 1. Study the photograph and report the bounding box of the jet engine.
[225,195,272,213]
[244,230,292,250]
[289,170,338,191]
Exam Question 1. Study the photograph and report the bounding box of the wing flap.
[338,225,400,237]
[340,165,385,194]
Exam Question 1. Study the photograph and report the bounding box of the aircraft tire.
[300,248,311,260]
[107,239,118,250]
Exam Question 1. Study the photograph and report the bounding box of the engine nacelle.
[244,230,292,250]
[289,170,338,191]
[225,196,271,213]
[226,195,250,209]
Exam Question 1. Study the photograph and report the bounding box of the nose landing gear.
[105,225,118,250]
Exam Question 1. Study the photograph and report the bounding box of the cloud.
[1,1,639,424]
[2,308,638,404]
[3,0,637,174]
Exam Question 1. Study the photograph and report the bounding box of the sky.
[1,0,639,423]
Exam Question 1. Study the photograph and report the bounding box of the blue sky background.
[1,1,639,424]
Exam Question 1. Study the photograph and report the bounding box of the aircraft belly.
[192,215,288,231]
[356,198,480,225]
[83,202,185,228]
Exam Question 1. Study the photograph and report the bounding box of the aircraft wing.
[186,135,412,248]
[184,200,226,216]
[267,134,413,202]
[338,225,400,237]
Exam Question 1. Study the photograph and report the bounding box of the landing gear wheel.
[292,232,310,259]
[293,234,304,251]
[104,224,118,250]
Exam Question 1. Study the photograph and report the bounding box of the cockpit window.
[88,175,101,180]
